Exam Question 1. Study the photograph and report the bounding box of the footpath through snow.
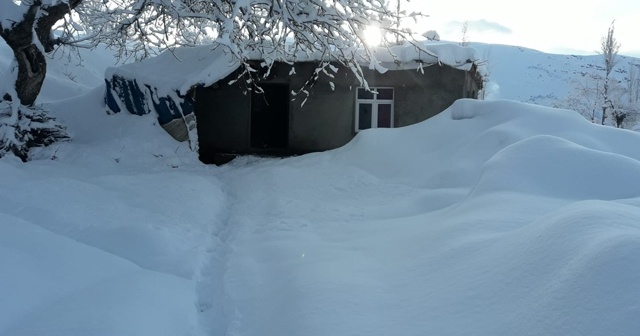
[214,158,442,335]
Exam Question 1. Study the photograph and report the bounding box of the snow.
[0,216,197,336]
[213,102,640,335]
[39,45,119,102]
[472,42,640,105]
[0,2,26,30]
[2,39,640,336]
[107,41,479,96]
[0,1,77,31]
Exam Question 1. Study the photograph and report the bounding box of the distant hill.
[471,42,640,108]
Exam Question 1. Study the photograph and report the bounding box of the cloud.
[446,19,513,34]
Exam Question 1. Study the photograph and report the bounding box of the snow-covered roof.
[106,41,480,97]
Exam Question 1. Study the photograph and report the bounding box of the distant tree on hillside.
[557,69,640,129]
[625,64,640,126]
[555,74,604,122]
[556,21,640,129]
[460,21,469,47]
[599,21,621,125]
[0,0,418,161]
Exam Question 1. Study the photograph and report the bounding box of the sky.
[407,0,640,57]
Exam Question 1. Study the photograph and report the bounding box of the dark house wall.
[195,61,476,163]
[196,84,251,150]
[462,64,483,99]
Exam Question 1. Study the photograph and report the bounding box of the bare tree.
[556,26,640,129]
[557,66,640,129]
[599,20,621,125]
[556,74,603,122]
[395,0,402,44]
[461,21,469,47]
[614,63,640,129]
[627,64,640,111]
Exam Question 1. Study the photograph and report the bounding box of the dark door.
[250,84,289,149]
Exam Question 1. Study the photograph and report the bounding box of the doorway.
[250,84,289,149]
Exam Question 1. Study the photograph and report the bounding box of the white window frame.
[355,87,395,132]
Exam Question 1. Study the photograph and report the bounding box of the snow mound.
[39,86,200,169]
[471,135,640,200]
[331,99,640,193]
[493,201,640,335]
[0,143,225,280]
[0,85,228,336]
[0,215,197,336]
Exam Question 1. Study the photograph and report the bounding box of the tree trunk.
[0,0,81,106]
[11,44,47,106]
[0,5,44,106]
[601,77,609,125]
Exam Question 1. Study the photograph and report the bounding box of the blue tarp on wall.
[104,75,194,126]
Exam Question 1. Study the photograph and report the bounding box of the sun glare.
[363,26,383,46]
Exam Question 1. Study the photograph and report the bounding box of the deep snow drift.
[216,99,640,336]
[1,40,640,336]
[2,92,640,335]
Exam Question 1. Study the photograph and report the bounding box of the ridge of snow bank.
[471,134,640,199]
[331,99,640,192]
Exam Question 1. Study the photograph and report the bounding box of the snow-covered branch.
[75,0,422,70]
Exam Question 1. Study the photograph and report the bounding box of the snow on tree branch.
[75,0,422,72]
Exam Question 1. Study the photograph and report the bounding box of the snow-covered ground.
[1,41,640,336]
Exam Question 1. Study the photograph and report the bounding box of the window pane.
[378,104,392,128]
[357,88,374,99]
[377,88,394,100]
[358,103,373,130]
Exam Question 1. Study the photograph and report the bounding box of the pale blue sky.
[408,0,640,57]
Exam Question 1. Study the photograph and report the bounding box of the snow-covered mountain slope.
[473,42,640,106]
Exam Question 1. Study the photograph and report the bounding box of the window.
[355,87,394,131]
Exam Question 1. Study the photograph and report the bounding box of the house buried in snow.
[105,42,483,164]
